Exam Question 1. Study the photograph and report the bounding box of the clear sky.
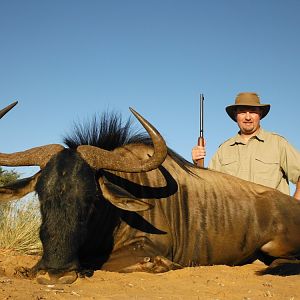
[1,1,300,188]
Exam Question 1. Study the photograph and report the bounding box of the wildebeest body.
[1,107,300,284]
[94,145,300,269]
[34,143,300,276]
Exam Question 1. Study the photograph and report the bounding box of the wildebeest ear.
[99,177,153,212]
[0,171,41,202]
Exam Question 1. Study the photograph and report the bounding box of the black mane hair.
[63,111,152,150]
[63,111,197,174]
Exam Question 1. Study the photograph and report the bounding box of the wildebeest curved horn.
[0,101,18,119]
[77,108,168,172]
[0,144,65,168]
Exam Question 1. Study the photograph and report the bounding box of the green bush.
[0,167,20,186]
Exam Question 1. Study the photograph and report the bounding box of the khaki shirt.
[208,128,300,195]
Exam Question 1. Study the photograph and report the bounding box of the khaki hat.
[225,92,270,122]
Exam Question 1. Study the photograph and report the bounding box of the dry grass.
[0,197,42,255]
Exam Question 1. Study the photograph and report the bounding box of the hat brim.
[225,104,270,122]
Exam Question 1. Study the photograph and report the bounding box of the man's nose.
[245,112,251,119]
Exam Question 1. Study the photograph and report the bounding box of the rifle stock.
[196,94,204,168]
[197,137,204,167]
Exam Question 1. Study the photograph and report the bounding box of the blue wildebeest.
[0,102,300,285]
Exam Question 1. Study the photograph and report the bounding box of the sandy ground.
[0,250,299,300]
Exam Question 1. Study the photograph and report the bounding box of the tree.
[0,166,20,186]
[0,166,20,216]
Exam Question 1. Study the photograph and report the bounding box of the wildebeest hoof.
[36,270,78,285]
[150,256,182,273]
[119,256,183,273]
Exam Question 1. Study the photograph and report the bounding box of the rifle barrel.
[200,94,204,138]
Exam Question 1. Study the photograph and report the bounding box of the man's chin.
[241,127,256,134]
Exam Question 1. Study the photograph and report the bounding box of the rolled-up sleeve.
[280,138,300,184]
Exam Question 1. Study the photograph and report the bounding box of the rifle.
[197,93,204,167]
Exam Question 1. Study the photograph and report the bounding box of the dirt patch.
[0,250,298,299]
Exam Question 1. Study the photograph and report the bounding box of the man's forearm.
[293,176,300,201]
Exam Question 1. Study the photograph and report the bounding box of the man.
[192,92,300,200]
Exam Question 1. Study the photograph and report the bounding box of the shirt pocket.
[254,154,280,188]
[220,156,238,176]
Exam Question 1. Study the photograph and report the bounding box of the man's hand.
[192,141,206,165]
[293,177,300,201]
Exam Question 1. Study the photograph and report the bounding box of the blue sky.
[1,0,300,187]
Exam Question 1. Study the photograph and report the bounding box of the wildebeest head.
[0,106,168,283]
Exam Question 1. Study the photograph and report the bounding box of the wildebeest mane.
[63,111,150,150]
[63,111,197,174]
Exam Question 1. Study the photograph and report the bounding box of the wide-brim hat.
[225,92,270,122]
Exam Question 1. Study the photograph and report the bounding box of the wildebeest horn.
[0,101,18,119]
[0,144,64,168]
[77,108,168,172]
[0,101,65,168]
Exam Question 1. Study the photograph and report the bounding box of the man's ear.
[98,176,153,212]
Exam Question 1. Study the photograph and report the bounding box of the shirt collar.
[255,128,265,141]
[229,128,265,145]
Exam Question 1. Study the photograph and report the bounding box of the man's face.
[235,106,262,135]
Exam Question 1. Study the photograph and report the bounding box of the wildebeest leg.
[119,256,182,273]
[256,251,276,266]
[101,242,182,273]
[258,231,300,276]
[257,258,300,276]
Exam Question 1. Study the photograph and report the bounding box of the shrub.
[0,167,19,185]
[0,197,42,255]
